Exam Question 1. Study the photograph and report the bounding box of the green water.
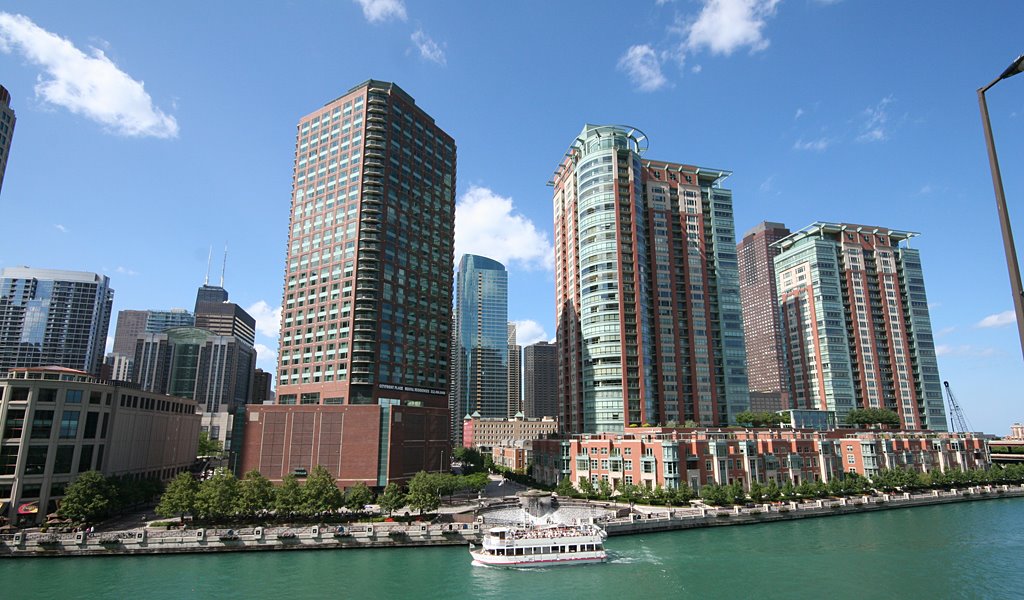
[5,498,1023,599]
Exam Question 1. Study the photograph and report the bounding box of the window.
[65,390,83,404]
[84,412,99,438]
[30,410,54,439]
[2,409,24,439]
[59,411,80,439]
[0,446,19,475]
[24,446,48,475]
[38,388,57,403]
[53,445,75,474]
[78,445,94,473]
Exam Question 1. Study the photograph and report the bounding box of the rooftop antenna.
[204,246,212,285]
[220,243,228,288]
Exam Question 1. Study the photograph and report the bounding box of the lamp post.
[978,54,1024,361]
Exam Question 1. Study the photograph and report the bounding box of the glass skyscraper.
[552,125,749,433]
[0,84,15,196]
[0,267,113,375]
[452,254,508,444]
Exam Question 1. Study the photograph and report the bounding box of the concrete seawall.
[1,485,1020,558]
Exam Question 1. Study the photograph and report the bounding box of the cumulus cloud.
[935,344,996,358]
[513,320,549,347]
[114,266,138,276]
[0,12,178,138]
[411,30,446,66]
[353,0,406,23]
[254,342,278,373]
[857,95,895,143]
[455,186,553,272]
[793,137,830,152]
[617,45,668,92]
[54,224,68,233]
[977,310,1016,329]
[685,0,781,55]
[246,300,283,339]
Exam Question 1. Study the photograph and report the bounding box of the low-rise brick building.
[462,412,557,453]
[532,427,989,492]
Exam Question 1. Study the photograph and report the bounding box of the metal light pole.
[978,54,1024,362]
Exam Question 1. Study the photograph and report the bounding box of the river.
[5,497,1023,599]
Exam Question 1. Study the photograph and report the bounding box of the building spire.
[204,246,212,285]
[220,243,228,287]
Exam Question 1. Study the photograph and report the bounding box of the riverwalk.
[1,484,1020,558]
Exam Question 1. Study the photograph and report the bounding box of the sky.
[0,0,1021,435]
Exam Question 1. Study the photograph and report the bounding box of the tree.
[700,483,728,506]
[344,482,374,513]
[577,477,596,500]
[236,470,274,519]
[452,447,485,474]
[671,484,695,505]
[555,476,576,498]
[597,478,613,500]
[198,431,224,457]
[845,408,900,428]
[764,479,782,502]
[156,472,199,523]
[303,465,343,516]
[377,482,406,516]
[58,471,115,525]
[618,483,641,507]
[195,468,238,522]
[735,411,787,427]
[725,482,747,505]
[274,474,304,519]
[748,480,766,503]
[406,471,442,514]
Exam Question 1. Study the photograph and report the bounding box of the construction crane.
[943,381,973,433]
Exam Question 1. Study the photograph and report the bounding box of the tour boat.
[469,524,607,568]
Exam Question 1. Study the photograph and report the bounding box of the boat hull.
[470,548,607,568]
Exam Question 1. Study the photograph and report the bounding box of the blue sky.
[0,1,1021,434]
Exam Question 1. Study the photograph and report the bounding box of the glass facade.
[452,254,508,443]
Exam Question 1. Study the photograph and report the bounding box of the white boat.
[469,524,608,568]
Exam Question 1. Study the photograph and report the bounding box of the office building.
[242,80,456,487]
[461,412,558,453]
[253,368,273,403]
[0,268,113,376]
[193,285,255,348]
[737,222,791,403]
[552,125,749,434]
[133,327,255,455]
[523,341,557,418]
[111,308,194,377]
[0,85,14,196]
[452,254,508,446]
[507,323,521,418]
[0,366,199,525]
[774,223,946,430]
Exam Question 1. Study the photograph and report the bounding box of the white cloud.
[793,137,829,151]
[935,326,956,337]
[354,0,407,23]
[0,12,178,138]
[455,185,553,272]
[685,0,781,56]
[254,342,278,373]
[513,320,549,347]
[246,300,283,339]
[856,95,895,143]
[411,30,446,66]
[977,310,1016,329]
[691,64,702,74]
[794,108,804,120]
[759,175,775,193]
[617,44,668,92]
[114,266,138,276]
[54,224,67,233]
[936,344,996,358]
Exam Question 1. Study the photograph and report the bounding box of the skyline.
[0,1,1021,434]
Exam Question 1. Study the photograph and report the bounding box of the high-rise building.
[243,80,456,487]
[0,267,113,376]
[451,254,508,445]
[774,222,946,430]
[552,125,749,434]
[253,368,273,403]
[507,322,522,417]
[0,85,15,196]
[133,326,255,456]
[737,222,791,405]
[523,341,558,418]
[193,285,256,347]
[112,308,194,356]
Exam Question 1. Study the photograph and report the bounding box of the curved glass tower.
[553,125,749,435]
[452,254,508,444]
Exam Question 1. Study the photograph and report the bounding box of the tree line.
[153,467,490,525]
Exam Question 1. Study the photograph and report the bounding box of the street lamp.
[978,54,1024,361]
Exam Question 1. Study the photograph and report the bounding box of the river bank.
[1,484,1020,558]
